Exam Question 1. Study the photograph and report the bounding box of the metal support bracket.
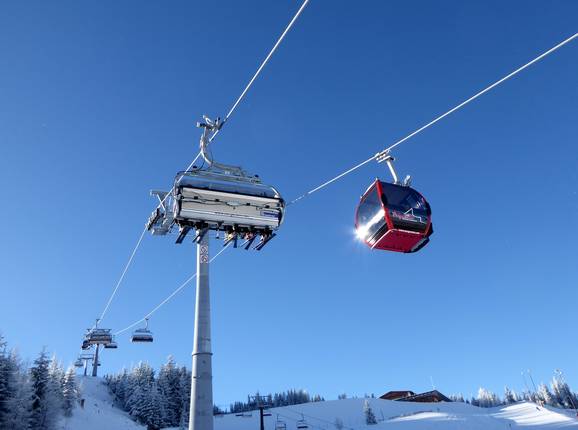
[175,225,191,244]
[193,227,209,244]
[375,151,411,186]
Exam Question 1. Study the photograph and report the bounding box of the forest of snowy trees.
[106,357,192,429]
[229,390,324,413]
[0,335,78,430]
[451,377,578,409]
[105,357,325,428]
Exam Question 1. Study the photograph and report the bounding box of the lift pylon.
[189,231,213,430]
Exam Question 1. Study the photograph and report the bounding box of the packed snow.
[58,376,144,430]
[59,376,578,430]
[209,397,578,430]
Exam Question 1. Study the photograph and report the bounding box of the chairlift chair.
[275,415,287,430]
[74,358,83,368]
[104,336,118,349]
[86,328,113,345]
[146,116,285,250]
[131,318,153,343]
[173,169,284,234]
[296,419,309,430]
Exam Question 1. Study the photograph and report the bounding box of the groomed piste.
[61,377,578,430]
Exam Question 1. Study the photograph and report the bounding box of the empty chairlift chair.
[74,358,83,368]
[275,416,287,430]
[296,416,309,430]
[131,319,153,343]
[104,336,118,349]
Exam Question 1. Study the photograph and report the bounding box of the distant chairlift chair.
[104,336,118,349]
[131,318,153,343]
[296,415,309,430]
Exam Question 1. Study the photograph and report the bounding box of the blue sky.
[1,0,577,407]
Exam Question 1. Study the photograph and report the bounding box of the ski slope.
[211,398,578,430]
[58,376,144,430]
[58,376,578,430]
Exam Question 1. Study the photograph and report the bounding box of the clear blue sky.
[1,0,577,408]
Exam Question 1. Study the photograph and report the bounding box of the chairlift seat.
[86,328,113,345]
[172,170,285,233]
[131,329,153,343]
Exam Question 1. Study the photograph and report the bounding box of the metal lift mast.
[189,232,213,430]
[92,344,100,377]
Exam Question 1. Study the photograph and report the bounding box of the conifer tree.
[504,387,517,404]
[363,399,377,425]
[30,349,61,430]
[62,366,78,417]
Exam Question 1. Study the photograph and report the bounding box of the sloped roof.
[380,390,416,400]
[399,390,452,402]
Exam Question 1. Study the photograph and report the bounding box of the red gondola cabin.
[355,179,433,253]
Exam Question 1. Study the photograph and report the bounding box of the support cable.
[114,243,230,336]
[290,32,578,205]
[104,1,309,332]
[209,0,310,143]
[98,226,148,322]
[94,151,203,327]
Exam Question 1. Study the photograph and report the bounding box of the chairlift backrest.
[172,170,285,233]
[131,321,153,343]
[86,328,113,345]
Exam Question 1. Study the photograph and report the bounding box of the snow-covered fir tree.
[450,393,465,402]
[473,387,501,408]
[551,376,578,409]
[62,366,78,417]
[0,337,32,430]
[1,338,79,430]
[537,383,558,407]
[178,366,191,429]
[363,399,377,425]
[157,356,183,426]
[29,349,64,430]
[504,386,518,404]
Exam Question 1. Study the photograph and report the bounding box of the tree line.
[106,357,324,429]
[229,390,324,414]
[450,375,578,409]
[106,357,192,429]
[0,335,78,430]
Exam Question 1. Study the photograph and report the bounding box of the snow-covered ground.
[60,377,578,430]
[211,398,578,430]
[58,376,144,430]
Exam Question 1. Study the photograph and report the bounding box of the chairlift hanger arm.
[197,117,245,176]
